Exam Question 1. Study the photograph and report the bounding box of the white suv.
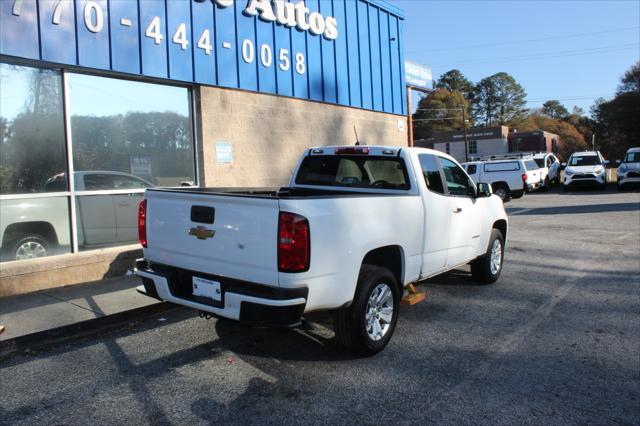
[530,153,560,190]
[617,147,640,190]
[562,151,607,190]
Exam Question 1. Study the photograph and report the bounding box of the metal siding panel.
[389,14,400,114]
[398,18,406,115]
[192,0,216,85]
[368,5,382,112]
[109,0,140,74]
[306,0,322,101]
[214,2,237,88]
[256,17,276,94]
[290,22,307,98]
[319,0,336,103]
[166,0,192,81]
[0,0,39,59]
[357,1,371,109]
[76,0,110,70]
[332,0,348,105]
[379,10,391,113]
[139,0,168,78]
[344,0,360,108]
[235,0,256,91]
[274,9,292,97]
[39,0,76,65]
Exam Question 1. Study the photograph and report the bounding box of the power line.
[429,43,639,67]
[406,26,640,54]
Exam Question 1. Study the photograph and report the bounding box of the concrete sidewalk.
[0,275,177,357]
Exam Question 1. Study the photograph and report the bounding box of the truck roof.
[306,145,460,164]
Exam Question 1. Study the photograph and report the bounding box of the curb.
[0,302,181,360]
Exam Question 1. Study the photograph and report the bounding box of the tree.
[472,72,527,126]
[435,69,474,99]
[412,89,470,140]
[617,61,639,94]
[589,62,640,159]
[542,100,569,120]
[519,114,588,160]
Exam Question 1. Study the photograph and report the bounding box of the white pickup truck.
[135,146,508,355]
[463,158,542,202]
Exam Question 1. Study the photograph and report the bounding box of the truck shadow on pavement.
[506,201,639,216]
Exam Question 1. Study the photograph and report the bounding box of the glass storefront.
[0,62,196,262]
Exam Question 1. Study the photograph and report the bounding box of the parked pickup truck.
[134,146,508,355]
[463,158,542,202]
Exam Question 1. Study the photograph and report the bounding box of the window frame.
[0,58,200,260]
[418,154,447,196]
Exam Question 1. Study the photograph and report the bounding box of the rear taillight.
[522,173,528,182]
[138,199,147,248]
[278,212,310,273]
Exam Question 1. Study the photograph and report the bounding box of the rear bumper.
[134,259,307,327]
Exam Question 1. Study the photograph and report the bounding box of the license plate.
[192,276,222,302]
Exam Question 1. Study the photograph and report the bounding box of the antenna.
[353,126,360,146]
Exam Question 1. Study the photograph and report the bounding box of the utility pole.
[591,134,595,151]
[462,107,469,162]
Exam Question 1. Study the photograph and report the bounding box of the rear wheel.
[11,234,49,261]
[333,265,400,356]
[471,229,504,284]
[493,184,511,202]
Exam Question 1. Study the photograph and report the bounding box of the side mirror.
[604,160,610,167]
[615,159,621,166]
[477,182,492,197]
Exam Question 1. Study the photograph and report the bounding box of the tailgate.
[144,190,280,286]
[527,170,541,183]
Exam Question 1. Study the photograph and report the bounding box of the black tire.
[10,234,49,261]
[333,265,400,356]
[562,184,570,192]
[470,229,504,285]
[493,184,511,202]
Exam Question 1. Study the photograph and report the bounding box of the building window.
[468,140,477,155]
[0,63,196,262]
[445,143,450,154]
[1,63,72,261]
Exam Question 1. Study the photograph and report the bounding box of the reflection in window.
[68,74,195,189]
[0,64,67,194]
[0,197,71,261]
[75,193,144,250]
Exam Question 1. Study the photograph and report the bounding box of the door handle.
[453,207,462,213]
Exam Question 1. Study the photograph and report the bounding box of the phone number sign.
[0,0,407,116]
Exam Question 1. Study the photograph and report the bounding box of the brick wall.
[198,87,408,187]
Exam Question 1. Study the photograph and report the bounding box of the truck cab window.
[439,157,473,197]
[418,154,445,194]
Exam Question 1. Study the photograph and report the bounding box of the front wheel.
[470,229,504,284]
[333,265,400,356]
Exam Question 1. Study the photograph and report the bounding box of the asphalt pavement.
[1,186,639,425]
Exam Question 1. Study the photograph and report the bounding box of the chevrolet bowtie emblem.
[189,226,215,240]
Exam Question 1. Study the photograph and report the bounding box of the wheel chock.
[401,284,426,305]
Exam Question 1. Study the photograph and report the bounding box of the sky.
[389,0,640,115]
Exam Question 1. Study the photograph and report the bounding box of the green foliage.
[412,89,470,140]
[542,100,569,120]
[471,72,527,126]
[436,69,473,99]
[617,61,639,95]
